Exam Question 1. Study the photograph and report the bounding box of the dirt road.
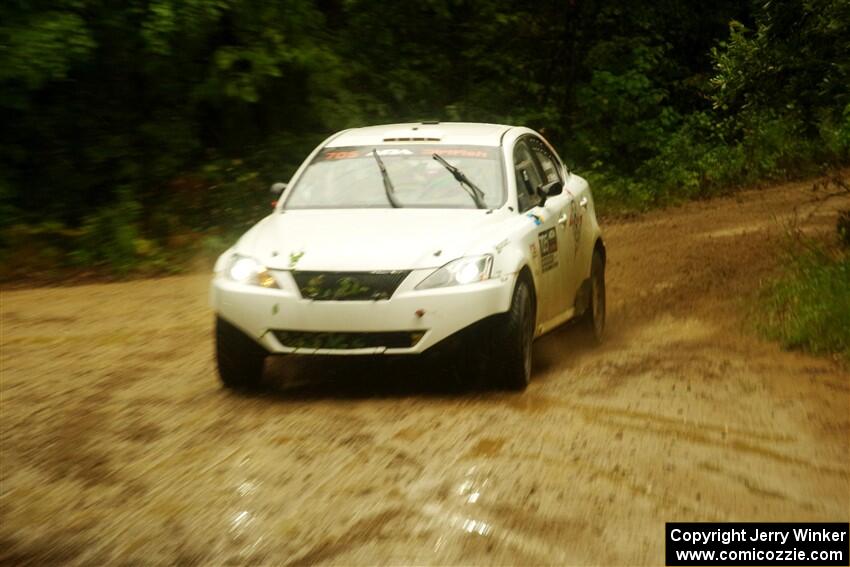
[2,177,849,565]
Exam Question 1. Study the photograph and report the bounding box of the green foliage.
[838,210,850,247]
[830,103,850,158]
[0,0,848,279]
[589,108,838,211]
[69,189,147,274]
[758,239,850,363]
[711,1,850,124]
[299,275,373,301]
[573,37,679,173]
[0,0,343,224]
[0,172,18,236]
[274,331,370,350]
[0,10,95,95]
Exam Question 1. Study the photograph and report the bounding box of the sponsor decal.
[367,148,414,156]
[323,150,360,160]
[537,228,558,272]
[313,145,497,162]
[418,148,491,158]
[567,200,582,246]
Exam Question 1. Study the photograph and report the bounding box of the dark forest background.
[1,0,848,275]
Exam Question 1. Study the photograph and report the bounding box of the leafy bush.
[68,189,148,274]
[572,36,679,174]
[839,210,850,247]
[592,108,847,212]
[0,0,848,277]
[758,235,850,363]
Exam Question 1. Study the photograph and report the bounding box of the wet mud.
[1,177,849,565]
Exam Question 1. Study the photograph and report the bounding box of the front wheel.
[494,277,535,390]
[215,317,267,390]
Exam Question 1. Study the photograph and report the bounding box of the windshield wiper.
[432,153,487,209]
[371,148,402,208]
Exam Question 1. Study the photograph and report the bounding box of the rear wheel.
[580,251,606,344]
[494,277,535,390]
[215,317,267,390]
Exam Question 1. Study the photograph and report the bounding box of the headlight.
[416,255,493,290]
[224,255,278,288]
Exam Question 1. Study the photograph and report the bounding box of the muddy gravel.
[1,177,849,565]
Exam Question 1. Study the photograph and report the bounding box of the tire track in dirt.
[1,175,848,565]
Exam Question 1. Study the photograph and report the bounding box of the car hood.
[239,209,510,271]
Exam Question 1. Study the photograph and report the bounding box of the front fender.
[490,235,540,312]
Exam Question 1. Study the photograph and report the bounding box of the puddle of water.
[465,438,506,458]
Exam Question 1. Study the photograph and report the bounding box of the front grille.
[273,330,425,350]
[292,271,410,301]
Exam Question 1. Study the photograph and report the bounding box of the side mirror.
[270,182,287,208]
[538,180,563,205]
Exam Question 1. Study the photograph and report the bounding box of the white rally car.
[210,122,605,390]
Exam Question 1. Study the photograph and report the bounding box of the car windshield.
[283,145,505,209]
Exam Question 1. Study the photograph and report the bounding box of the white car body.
[210,122,604,360]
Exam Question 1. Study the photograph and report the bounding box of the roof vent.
[382,136,441,142]
[382,128,441,142]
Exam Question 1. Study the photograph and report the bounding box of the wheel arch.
[593,237,606,267]
[515,264,537,321]
[574,237,606,317]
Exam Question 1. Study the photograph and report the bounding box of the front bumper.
[210,269,515,355]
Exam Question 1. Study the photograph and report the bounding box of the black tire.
[580,251,606,344]
[215,317,267,390]
[495,276,535,390]
[453,318,497,390]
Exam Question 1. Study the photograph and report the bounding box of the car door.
[526,136,575,317]
[571,180,594,296]
[513,138,566,324]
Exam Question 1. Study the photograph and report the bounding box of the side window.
[528,137,562,185]
[513,140,544,212]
